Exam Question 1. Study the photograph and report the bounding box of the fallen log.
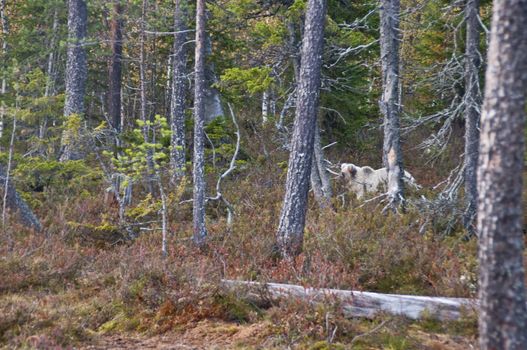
[221,279,477,321]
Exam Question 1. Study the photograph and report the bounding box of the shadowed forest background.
[1,0,526,348]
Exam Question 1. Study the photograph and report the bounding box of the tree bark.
[0,164,41,232]
[170,0,189,183]
[380,0,404,210]
[0,0,8,140]
[140,0,148,143]
[40,8,59,145]
[139,0,155,193]
[192,0,208,246]
[203,34,224,123]
[276,0,327,257]
[60,0,87,161]
[108,0,123,135]
[477,1,527,348]
[462,0,481,235]
[261,90,269,124]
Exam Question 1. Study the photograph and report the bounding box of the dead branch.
[206,103,240,225]
[222,279,477,321]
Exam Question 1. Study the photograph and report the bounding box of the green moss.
[98,317,120,333]
[97,312,140,334]
[418,309,478,337]
[214,293,257,323]
[380,334,410,350]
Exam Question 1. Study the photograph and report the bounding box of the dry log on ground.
[221,279,477,321]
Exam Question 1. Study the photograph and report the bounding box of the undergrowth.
[0,129,482,348]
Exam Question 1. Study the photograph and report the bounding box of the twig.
[351,319,391,344]
[145,29,195,36]
[206,103,240,226]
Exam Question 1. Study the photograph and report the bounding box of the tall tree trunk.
[60,0,87,161]
[108,0,123,136]
[170,0,188,183]
[310,123,331,208]
[0,0,8,141]
[462,0,481,235]
[477,1,527,348]
[192,0,208,246]
[139,0,154,192]
[380,0,404,210]
[276,0,327,258]
[287,20,302,84]
[140,0,148,136]
[40,8,59,145]
[203,34,224,123]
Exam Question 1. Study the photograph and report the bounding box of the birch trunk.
[261,90,269,124]
[170,0,189,183]
[276,0,327,257]
[477,1,527,348]
[0,0,8,140]
[60,0,87,161]
[380,0,404,209]
[462,0,481,235]
[108,0,123,135]
[192,0,208,246]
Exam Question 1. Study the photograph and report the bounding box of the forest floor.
[0,228,478,349]
[81,319,476,350]
[0,136,488,349]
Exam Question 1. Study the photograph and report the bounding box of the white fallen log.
[221,279,478,321]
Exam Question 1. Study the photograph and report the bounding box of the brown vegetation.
[0,131,482,348]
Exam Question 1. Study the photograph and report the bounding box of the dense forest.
[1,0,527,348]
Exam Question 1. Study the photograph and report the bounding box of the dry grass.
[0,129,483,348]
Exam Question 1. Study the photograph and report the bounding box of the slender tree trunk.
[40,9,59,145]
[380,0,404,210]
[287,20,301,84]
[275,19,301,131]
[276,0,327,257]
[140,0,148,131]
[165,51,172,116]
[203,34,224,123]
[462,0,481,235]
[108,0,123,136]
[262,90,269,124]
[1,98,41,232]
[310,123,331,208]
[477,1,527,348]
[0,0,9,140]
[3,106,15,230]
[157,173,168,257]
[60,0,87,161]
[192,0,208,246]
[170,0,188,183]
[139,0,154,192]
